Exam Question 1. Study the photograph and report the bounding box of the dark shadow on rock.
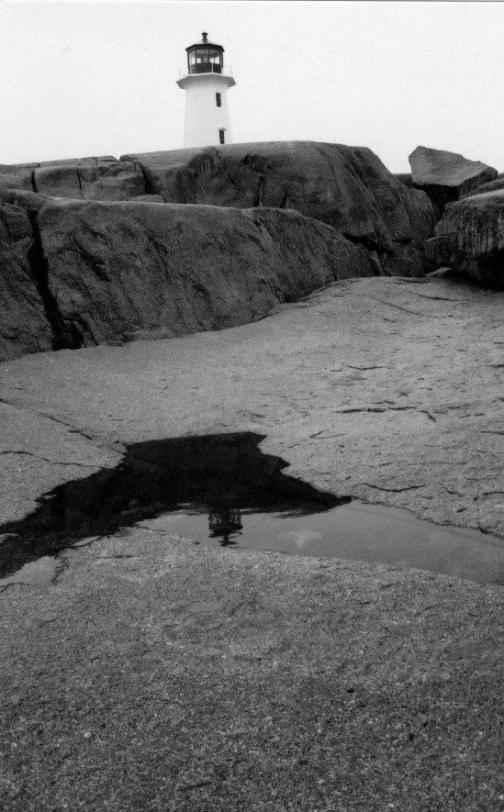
[0,432,349,577]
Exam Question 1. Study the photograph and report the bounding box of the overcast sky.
[1,1,503,173]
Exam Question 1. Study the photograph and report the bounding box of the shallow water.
[147,501,504,585]
[1,431,503,587]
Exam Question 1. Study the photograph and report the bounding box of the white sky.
[1,0,503,173]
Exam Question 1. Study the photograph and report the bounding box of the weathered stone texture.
[460,174,504,199]
[427,190,504,286]
[123,141,436,276]
[409,145,498,209]
[36,199,377,348]
[0,143,442,361]
[0,195,53,360]
[394,173,414,188]
[2,277,504,812]
[0,163,36,193]
[33,160,146,200]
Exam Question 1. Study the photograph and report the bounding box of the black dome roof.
[186,32,224,53]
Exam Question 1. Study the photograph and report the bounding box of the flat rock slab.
[409,145,498,209]
[1,277,504,810]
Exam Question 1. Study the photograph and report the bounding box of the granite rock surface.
[36,199,376,349]
[0,142,437,277]
[409,145,498,209]
[0,193,379,361]
[1,277,504,811]
[124,141,437,276]
[427,189,504,287]
[0,194,53,360]
[0,156,141,200]
[0,142,441,363]
[460,173,504,199]
[33,159,146,201]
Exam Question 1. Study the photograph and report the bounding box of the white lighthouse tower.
[177,32,236,148]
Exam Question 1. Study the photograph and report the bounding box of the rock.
[131,194,165,203]
[33,159,146,200]
[39,155,117,167]
[426,189,504,287]
[0,188,49,214]
[460,174,504,199]
[0,192,53,360]
[36,199,377,348]
[394,173,414,188]
[2,276,504,812]
[0,163,36,193]
[123,141,437,276]
[409,145,498,209]
[1,142,437,276]
[0,156,145,200]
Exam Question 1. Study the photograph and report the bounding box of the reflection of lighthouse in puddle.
[208,507,243,546]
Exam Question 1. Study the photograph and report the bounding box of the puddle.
[156,502,504,585]
[1,431,504,587]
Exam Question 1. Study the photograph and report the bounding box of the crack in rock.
[345,364,393,371]
[371,298,426,317]
[0,450,98,468]
[0,399,96,442]
[357,482,425,492]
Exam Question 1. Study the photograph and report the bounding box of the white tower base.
[177,72,236,149]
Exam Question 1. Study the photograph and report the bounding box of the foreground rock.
[409,145,498,209]
[37,199,375,348]
[124,141,437,276]
[427,189,504,287]
[0,193,379,361]
[1,277,504,811]
[0,143,439,362]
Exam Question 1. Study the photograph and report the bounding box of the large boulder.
[394,173,414,188]
[409,146,498,209]
[0,157,121,196]
[0,156,146,200]
[460,174,504,200]
[36,199,377,347]
[123,141,437,276]
[33,159,146,200]
[0,191,53,360]
[0,163,37,193]
[426,189,504,287]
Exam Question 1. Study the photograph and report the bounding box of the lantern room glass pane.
[187,46,223,74]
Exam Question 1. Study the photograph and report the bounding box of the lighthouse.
[177,32,236,148]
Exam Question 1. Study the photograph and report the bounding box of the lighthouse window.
[216,93,222,107]
[187,44,223,74]
[219,129,225,145]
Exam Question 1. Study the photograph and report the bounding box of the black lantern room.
[186,32,224,75]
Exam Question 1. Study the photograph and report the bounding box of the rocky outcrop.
[34,159,146,201]
[394,173,414,188]
[460,174,504,199]
[123,142,437,276]
[2,277,504,812]
[426,190,504,287]
[409,146,498,210]
[0,142,441,361]
[0,191,53,360]
[0,163,37,193]
[0,156,146,201]
[33,199,376,349]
